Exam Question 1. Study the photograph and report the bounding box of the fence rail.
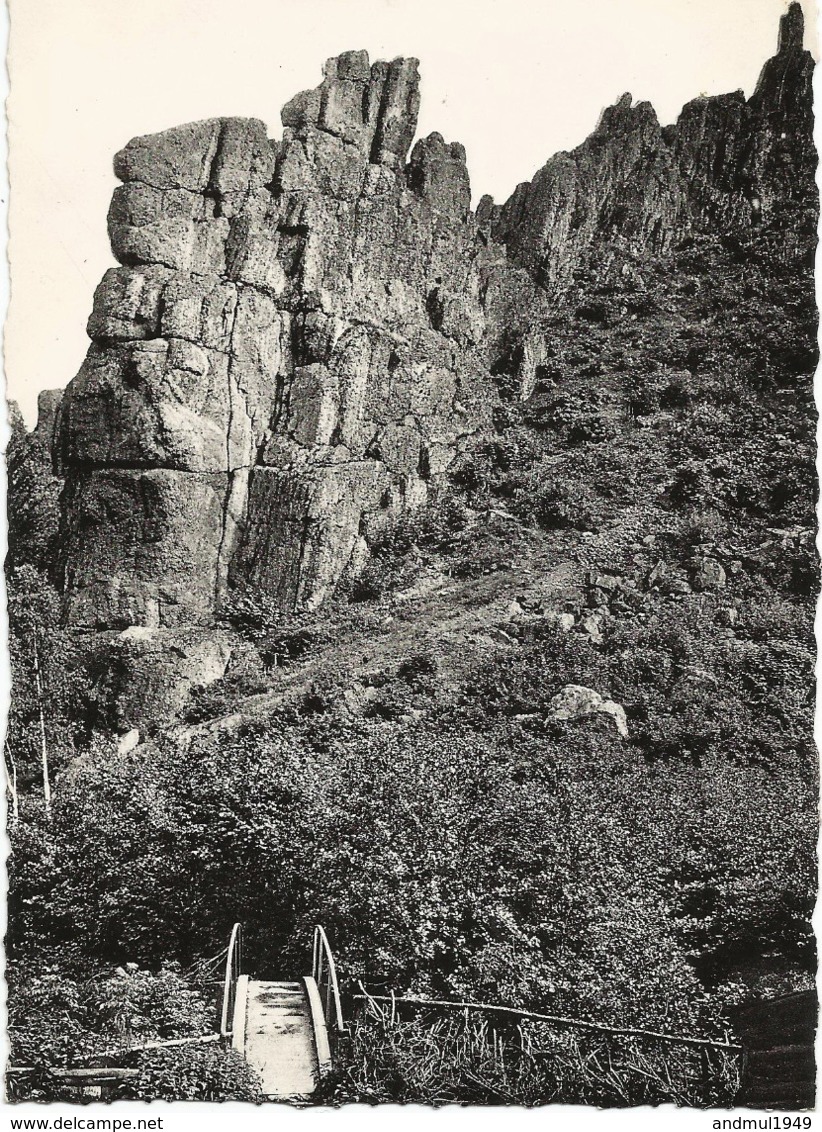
[353,992,742,1052]
[6,1067,140,1081]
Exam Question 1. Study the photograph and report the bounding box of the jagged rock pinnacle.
[779,2,804,52]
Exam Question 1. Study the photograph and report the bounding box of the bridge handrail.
[312,925,345,1034]
[220,922,243,1039]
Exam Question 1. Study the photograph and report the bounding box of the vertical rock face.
[57,52,492,628]
[481,2,815,396]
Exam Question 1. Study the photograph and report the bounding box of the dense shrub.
[11,675,814,1045]
[124,1046,263,1102]
[8,963,213,1068]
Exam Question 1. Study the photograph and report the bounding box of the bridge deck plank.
[242,980,319,1100]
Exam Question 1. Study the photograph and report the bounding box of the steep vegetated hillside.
[6,5,817,1104]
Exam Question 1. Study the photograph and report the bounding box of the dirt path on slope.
[178,537,581,744]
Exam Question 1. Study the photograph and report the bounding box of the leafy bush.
[567,413,616,445]
[6,566,103,787]
[124,1046,263,1102]
[659,376,693,410]
[8,963,213,1068]
[221,588,286,631]
[15,699,808,1037]
[6,407,62,574]
[527,474,603,532]
[397,654,439,692]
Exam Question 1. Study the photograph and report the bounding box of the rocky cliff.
[56,51,494,630]
[52,5,815,645]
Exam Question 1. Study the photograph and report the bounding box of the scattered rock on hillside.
[580,610,608,644]
[544,611,575,632]
[646,561,667,590]
[548,684,629,738]
[663,577,693,596]
[486,625,518,647]
[117,728,141,755]
[692,557,727,591]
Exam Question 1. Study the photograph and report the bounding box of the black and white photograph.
[3,0,819,1117]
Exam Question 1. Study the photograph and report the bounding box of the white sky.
[5,0,818,424]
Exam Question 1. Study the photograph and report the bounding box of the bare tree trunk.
[32,632,51,815]
[4,740,19,820]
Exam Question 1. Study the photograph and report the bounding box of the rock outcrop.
[486,3,816,300]
[57,51,493,629]
[485,92,690,293]
[477,3,816,401]
[53,6,815,646]
[670,2,815,244]
[548,684,630,739]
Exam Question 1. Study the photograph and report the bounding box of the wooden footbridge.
[6,923,345,1103]
[220,923,346,1101]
